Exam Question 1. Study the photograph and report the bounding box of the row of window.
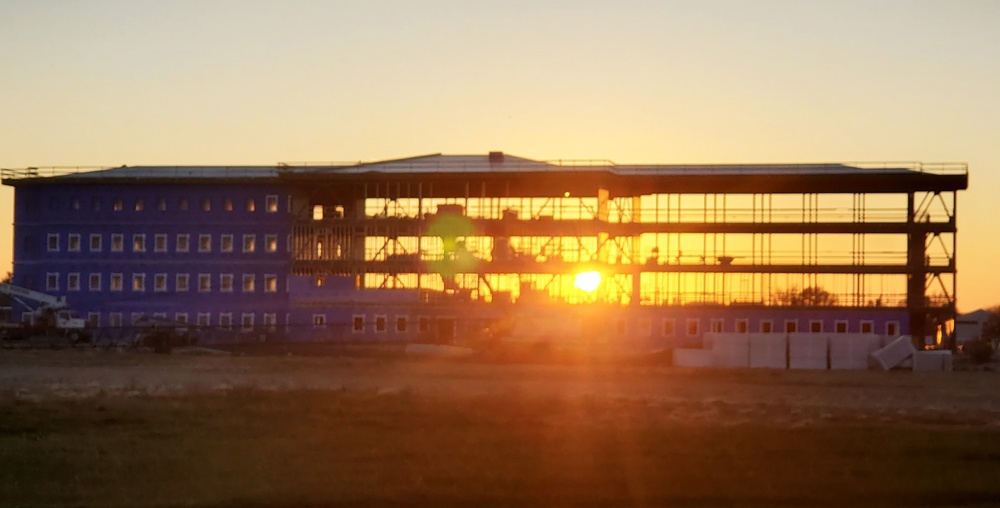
[647,317,899,337]
[46,233,282,254]
[46,272,279,293]
[75,311,277,331]
[53,195,283,214]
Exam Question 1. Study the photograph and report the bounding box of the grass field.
[1,349,999,507]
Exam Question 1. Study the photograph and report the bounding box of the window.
[109,313,123,328]
[201,198,211,212]
[220,313,233,330]
[133,234,146,252]
[179,198,189,211]
[353,315,365,333]
[197,313,210,327]
[220,274,234,292]
[375,315,387,333]
[224,198,233,211]
[264,274,277,293]
[111,234,124,252]
[396,316,407,333]
[220,234,234,253]
[176,273,190,292]
[134,198,144,211]
[87,312,99,328]
[711,319,724,333]
[662,319,675,337]
[418,316,430,333]
[809,320,823,333]
[835,320,849,333]
[638,317,652,337]
[736,319,749,333]
[241,313,254,332]
[154,273,167,292]
[67,273,80,291]
[46,272,58,291]
[860,320,874,334]
[313,314,327,329]
[90,234,102,252]
[242,234,256,253]
[246,198,256,212]
[89,273,101,291]
[72,198,80,210]
[154,234,167,253]
[47,234,59,252]
[110,273,123,291]
[686,319,699,336]
[266,195,278,212]
[92,197,102,211]
[784,320,798,334]
[175,313,188,324]
[242,274,255,292]
[760,320,773,333]
[176,234,190,253]
[113,198,123,211]
[131,312,145,325]
[198,234,211,252]
[68,234,81,252]
[885,321,900,337]
[263,313,276,331]
[265,235,277,253]
[198,274,211,292]
[153,312,166,320]
[157,198,167,211]
[314,276,324,287]
[132,273,145,292]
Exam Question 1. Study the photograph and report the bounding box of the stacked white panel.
[829,334,881,370]
[749,333,787,369]
[788,333,829,369]
[673,348,714,368]
[870,335,916,370]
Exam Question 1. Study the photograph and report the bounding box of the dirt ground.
[2,347,999,428]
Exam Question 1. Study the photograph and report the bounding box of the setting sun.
[574,271,602,293]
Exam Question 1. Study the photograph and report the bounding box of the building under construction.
[2,152,968,348]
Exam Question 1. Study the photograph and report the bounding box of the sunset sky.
[1,0,998,310]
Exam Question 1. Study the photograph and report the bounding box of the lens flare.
[574,271,602,293]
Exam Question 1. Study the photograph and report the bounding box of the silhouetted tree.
[773,286,837,306]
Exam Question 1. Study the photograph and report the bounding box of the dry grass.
[1,350,1000,507]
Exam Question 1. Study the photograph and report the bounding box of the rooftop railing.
[1,160,968,181]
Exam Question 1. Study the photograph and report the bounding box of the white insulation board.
[749,334,787,369]
[870,335,916,370]
[829,334,881,370]
[788,333,829,369]
[912,350,954,372]
[673,348,714,368]
[710,333,750,368]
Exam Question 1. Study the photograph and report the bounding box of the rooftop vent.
[488,151,504,164]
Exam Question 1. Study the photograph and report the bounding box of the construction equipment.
[0,283,89,343]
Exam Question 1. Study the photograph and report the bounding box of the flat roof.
[2,152,968,194]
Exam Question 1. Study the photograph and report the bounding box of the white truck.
[0,282,89,343]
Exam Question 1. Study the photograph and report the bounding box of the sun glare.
[574,271,602,293]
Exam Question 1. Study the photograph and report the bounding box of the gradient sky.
[1,0,998,310]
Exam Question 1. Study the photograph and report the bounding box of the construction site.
[1,152,968,369]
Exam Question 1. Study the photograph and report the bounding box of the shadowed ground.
[1,349,998,507]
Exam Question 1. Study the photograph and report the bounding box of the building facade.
[2,153,968,348]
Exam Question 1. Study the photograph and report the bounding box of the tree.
[772,286,837,307]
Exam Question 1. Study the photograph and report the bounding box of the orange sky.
[1,0,998,310]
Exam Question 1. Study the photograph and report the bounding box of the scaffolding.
[286,155,967,340]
